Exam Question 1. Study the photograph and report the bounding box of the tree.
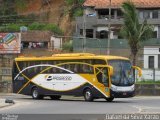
[120,1,153,65]
[65,0,85,18]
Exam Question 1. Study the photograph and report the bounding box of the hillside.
[16,0,75,36]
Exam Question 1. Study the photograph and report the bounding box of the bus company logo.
[44,75,72,81]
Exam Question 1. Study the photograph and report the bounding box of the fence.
[140,69,160,81]
[73,38,160,54]
[73,38,129,53]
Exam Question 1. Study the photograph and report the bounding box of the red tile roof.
[84,0,160,8]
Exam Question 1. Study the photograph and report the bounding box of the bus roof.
[15,53,129,61]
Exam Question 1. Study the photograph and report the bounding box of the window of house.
[86,29,93,38]
[99,30,108,39]
[98,9,108,19]
[117,10,123,19]
[153,31,158,38]
[148,56,154,69]
[80,29,93,38]
[144,11,150,19]
[80,29,83,36]
[139,11,143,19]
[152,11,158,19]
[158,54,160,69]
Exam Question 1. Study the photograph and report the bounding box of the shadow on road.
[16,97,136,104]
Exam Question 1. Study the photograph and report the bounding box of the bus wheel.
[32,87,43,99]
[50,95,61,100]
[105,97,114,102]
[83,89,94,102]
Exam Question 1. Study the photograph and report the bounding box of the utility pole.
[107,0,111,55]
[83,8,86,53]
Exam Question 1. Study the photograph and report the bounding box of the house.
[21,31,63,56]
[74,0,160,68]
[76,0,160,39]
[21,31,52,49]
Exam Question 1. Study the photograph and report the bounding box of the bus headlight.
[111,86,117,91]
[131,86,135,91]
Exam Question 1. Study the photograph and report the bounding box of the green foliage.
[65,0,85,5]
[65,0,85,18]
[15,0,27,10]
[0,22,63,35]
[62,40,73,52]
[0,24,22,32]
[28,22,63,35]
[120,1,153,65]
[66,0,74,5]
[44,24,63,35]
[73,8,83,17]
[29,22,46,30]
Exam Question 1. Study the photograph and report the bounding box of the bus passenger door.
[94,65,110,97]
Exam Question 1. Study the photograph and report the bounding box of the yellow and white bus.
[12,53,141,102]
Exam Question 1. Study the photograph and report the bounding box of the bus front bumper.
[110,90,135,98]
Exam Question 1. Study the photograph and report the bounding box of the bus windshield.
[108,60,134,86]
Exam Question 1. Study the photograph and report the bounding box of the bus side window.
[96,67,109,86]
[28,61,35,73]
[80,64,93,74]
[13,61,19,73]
[34,61,38,73]
[94,59,106,65]
[74,64,78,73]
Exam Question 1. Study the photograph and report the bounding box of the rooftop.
[21,31,52,42]
[15,53,129,61]
[84,0,160,9]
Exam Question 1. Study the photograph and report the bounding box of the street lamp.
[107,0,111,55]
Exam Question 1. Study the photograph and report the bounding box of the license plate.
[123,92,127,95]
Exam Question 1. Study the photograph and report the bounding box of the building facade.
[75,0,160,68]
[76,0,160,39]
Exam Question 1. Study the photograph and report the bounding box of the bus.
[12,53,141,102]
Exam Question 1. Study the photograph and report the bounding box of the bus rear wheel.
[105,97,114,102]
[32,87,43,99]
[50,95,61,100]
[83,89,94,102]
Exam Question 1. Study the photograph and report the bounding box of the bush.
[0,24,21,32]
[15,0,27,10]
[28,22,46,30]
[73,8,83,17]
[44,24,63,35]
[62,40,73,52]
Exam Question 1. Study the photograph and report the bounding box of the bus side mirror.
[132,66,142,77]
[107,66,113,76]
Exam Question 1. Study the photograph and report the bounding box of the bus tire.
[83,89,94,102]
[31,87,43,99]
[50,95,61,100]
[105,97,114,102]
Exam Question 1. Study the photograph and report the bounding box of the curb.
[0,93,17,96]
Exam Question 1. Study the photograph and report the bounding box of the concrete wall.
[50,37,62,50]
[135,84,160,96]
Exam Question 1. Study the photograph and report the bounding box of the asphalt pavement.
[0,94,160,114]
[1,94,160,120]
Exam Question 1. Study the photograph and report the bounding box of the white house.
[144,46,160,69]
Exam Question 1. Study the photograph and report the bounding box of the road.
[0,94,160,114]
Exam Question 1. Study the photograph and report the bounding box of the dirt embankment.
[17,0,74,36]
